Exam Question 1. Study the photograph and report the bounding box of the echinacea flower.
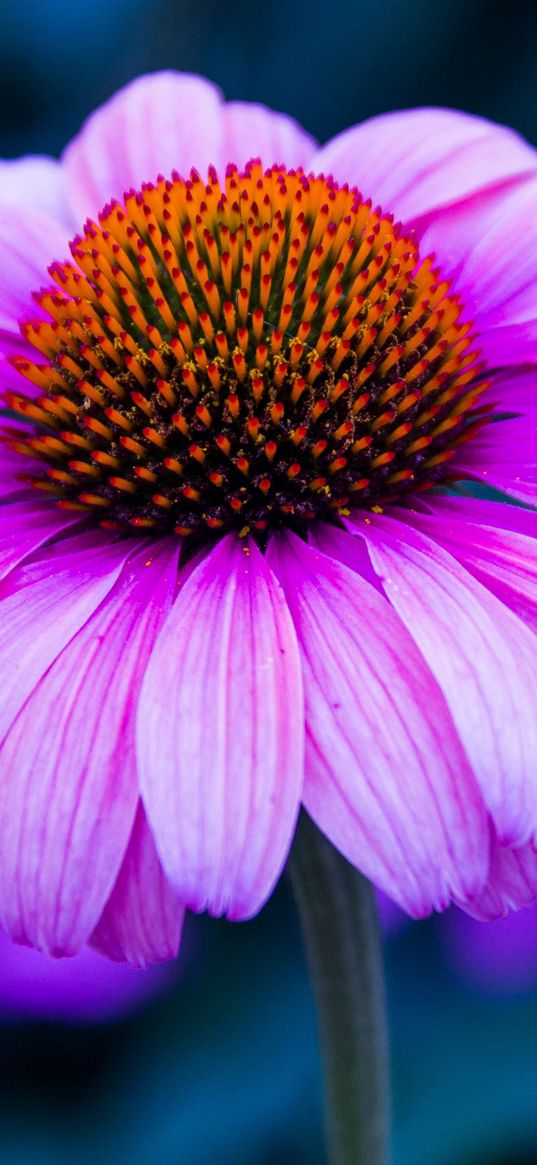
[0,71,536,966]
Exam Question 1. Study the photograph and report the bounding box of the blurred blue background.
[2,0,537,156]
[1,0,537,1161]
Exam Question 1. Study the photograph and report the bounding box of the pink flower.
[0,71,536,965]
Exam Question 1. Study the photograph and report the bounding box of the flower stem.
[288,812,390,1165]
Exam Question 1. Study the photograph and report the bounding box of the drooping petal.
[454,415,537,505]
[0,156,76,231]
[400,495,537,633]
[268,531,488,916]
[63,73,222,220]
[412,493,537,535]
[460,829,537,921]
[137,535,304,921]
[0,531,132,742]
[353,513,537,846]
[0,499,82,580]
[0,539,180,955]
[92,805,185,967]
[62,71,316,222]
[311,107,537,224]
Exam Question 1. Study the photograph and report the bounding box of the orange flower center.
[4,161,488,538]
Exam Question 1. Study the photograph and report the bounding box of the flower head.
[0,72,536,964]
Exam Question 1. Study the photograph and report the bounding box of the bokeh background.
[1,0,537,1161]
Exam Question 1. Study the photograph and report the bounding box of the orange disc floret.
[3,161,489,538]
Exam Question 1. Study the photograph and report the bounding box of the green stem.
[288,812,390,1165]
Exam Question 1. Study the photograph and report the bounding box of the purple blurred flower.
[376,892,408,937]
[0,927,177,1021]
[378,890,537,995]
[440,905,537,995]
[0,73,535,965]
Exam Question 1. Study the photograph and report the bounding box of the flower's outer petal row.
[453,414,537,505]
[353,513,537,846]
[309,520,382,590]
[0,498,82,580]
[0,538,179,956]
[480,322,537,370]
[415,493,537,535]
[0,207,71,340]
[62,73,222,221]
[62,71,317,222]
[485,367,537,417]
[400,495,537,635]
[312,106,537,225]
[268,532,488,916]
[0,156,76,230]
[459,830,537,921]
[0,170,78,394]
[92,804,185,967]
[0,531,130,742]
[416,177,537,366]
[222,100,317,168]
[137,535,305,921]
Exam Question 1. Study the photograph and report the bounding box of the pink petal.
[417,176,537,363]
[460,829,537,921]
[222,101,316,167]
[92,804,184,967]
[0,531,132,743]
[0,156,76,231]
[486,367,537,417]
[62,71,316,222]
[401,495,537,633]
[311,107,537,224]
[0,539,180,955]
[0,499,82,580]
[268,532,488,916]
[479,321,537,368]
[0,206,70,338]
[63,73,221,220]
[137,535,304,921]
[415,493,537,534]
[454,415,537,505]
[353,512,537,846]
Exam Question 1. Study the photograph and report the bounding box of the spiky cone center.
[3,160,489,539]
